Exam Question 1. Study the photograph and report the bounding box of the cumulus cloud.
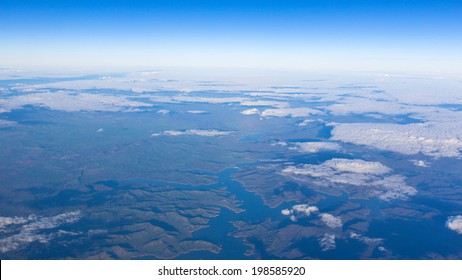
[332,122,462,158]
[319,233,336,251]
[282,158,416,201]
[295,142,342,153]
[320,213,343,229]
[261,108,321,118]
[292,204,319,216]
[187,110,207,114]
[152,129,233,137]
[446,215,462,234]
[281,204,319,222]
[0,211,81,253]
[241,108,260,115]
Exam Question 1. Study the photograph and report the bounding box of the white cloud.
[319,233,336,251]
[240,100,289,108]
[281,204,319,219]
[157,109,170,115]
[171,96,248,104]
[332,122,462,158]
[96,128,104,133]
[187,110,207,114]
[411,160,429,167]
[320,213,343,229]
[283,158,391,176]
[271,141,287,147]
[292,204,319,216]
[325,158,391,175]
[446,215,462,234]
[261,108,321,118]
[241,108,260,115]
[0,211,81,253]
[349,232,383,246]
[297,119,315,126]
[152,129,233,137]
[295,142,342,153]
[282,158,416,201]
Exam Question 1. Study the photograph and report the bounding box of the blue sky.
[1,0,461,73]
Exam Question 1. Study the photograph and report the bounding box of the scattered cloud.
[295,142,342,153]
[292,204,319,216]
[261,108,321,118]
[271,141,288,147]
[152,129,233,137]
[157,109,170,115]
[187,110,207,114]
[241,108,260,115]
[281,204,319,222]
[320,213,343,229]
[240,100,289,108]
[349,232,383,246]
[297,119,315,126]
[411,160,429,167]
[0,211,81,253]
[96,128,104,133]
[446,215,462,234]
[281,204,319,217]
[319,233,336,251]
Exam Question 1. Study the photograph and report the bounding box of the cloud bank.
[332,122,462,158]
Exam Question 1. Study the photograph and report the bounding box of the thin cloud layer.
[152,129,233,137]
[261,108,321,118]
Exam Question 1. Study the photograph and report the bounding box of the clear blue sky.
[1,0,461,73]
